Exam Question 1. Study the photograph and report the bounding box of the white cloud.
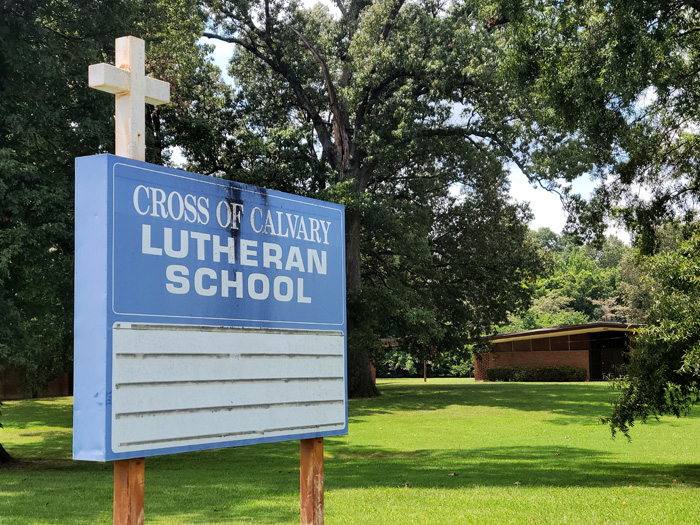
[509,167,630,243]
[509,168,568,232]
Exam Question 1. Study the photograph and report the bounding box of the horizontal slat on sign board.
[111,324,346,454]
[113,379,345,413]
[113,404,345,452]
[113,351,342,383]
[113,323,344,353]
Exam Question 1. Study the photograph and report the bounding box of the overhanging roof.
[485,322,642,344]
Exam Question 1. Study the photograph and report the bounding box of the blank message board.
[111,324,345,454]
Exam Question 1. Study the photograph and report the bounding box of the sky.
[202,35,628,242]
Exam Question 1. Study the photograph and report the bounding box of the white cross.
[89,36,170,161]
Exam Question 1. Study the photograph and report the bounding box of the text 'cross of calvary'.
[89,36,170,162]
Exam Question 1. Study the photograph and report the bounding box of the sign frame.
[74,154,348,462]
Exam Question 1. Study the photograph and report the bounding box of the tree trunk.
[345,209,380,399]
[347,340,379,399]
[0,443,14,464]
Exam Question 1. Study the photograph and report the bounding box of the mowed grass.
[1,379,699,524]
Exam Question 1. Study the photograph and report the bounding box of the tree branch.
[381,0,406,41]
[333,0,348,19]
[203,29,339,171]
[290,26,351,179]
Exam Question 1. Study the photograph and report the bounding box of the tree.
[203,0,550,396]
[0,0,222,395]
[498,1,700,433]
[502,0,700,250]
[0,401,13,463]
[503,230,631,332]
[606,227,700,437]
[1,0,124,394]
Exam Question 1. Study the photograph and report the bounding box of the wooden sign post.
[88,36,170,525]
[300,438,324,525]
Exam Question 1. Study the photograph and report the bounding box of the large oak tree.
[202,0,548,397]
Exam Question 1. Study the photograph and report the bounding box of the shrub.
[487,366,587,382]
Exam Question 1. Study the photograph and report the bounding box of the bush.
[376,351,474,378]
[486,366,587,382]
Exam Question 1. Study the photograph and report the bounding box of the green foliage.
[486,365,587,382]
[0,0,222,393]
[607,227,700,437]
[502,230,633,332]
[377,350,474,378]
[503,1,700,248]
[0,0,125,391]
[377,350,418,378]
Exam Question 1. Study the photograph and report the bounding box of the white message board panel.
[111,324,345,454]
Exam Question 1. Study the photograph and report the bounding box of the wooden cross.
[89,36,170,161]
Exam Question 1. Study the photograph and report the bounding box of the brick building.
[475,322,639,381]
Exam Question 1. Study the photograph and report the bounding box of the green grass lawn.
[1,378,699,524]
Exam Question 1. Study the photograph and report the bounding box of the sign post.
[300,438,324,525]
[78,36,346,525]
[88,36,170,525]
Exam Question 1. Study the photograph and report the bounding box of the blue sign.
[74,155,347,462]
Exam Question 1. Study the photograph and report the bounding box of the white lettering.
[165,265,189,294]
[141,224,162,256]
[309,218,321,243]
[307,249,327,275]
[273,276,294,302]
[133,185,150,215]
[285,246,305,272]
[197,196,209,225]
[184,194,198,223]
[164,227,188,258]
[320,220,331,245]
[221,270,243,298]
[167,191,184,221]
[275,211,289,238]
[248,273,269,300]
[151,187,168,218]
[297,278,311,303]
[286,213,300,238]
[194,267,217,296]
[240,239,258,266]
[263,209,276,235]
[297,217,309,241]
[190,232,211,261]
[213,235,236,264]
[263,242,282,269]
[230,203,244,230]
[251,207,264,233]
[216,200,232,228]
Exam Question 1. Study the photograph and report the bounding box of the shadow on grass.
[324,443,700,490]
[2,440,698,524]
